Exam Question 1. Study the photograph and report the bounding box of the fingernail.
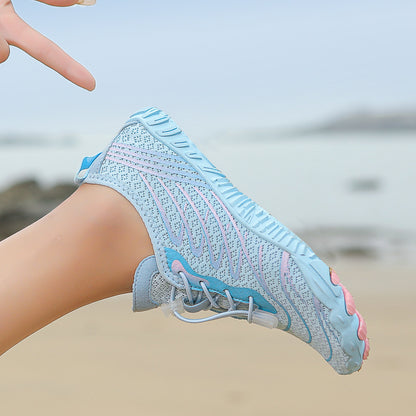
[77,0,96,5]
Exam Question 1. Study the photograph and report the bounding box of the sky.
[1,0,416,138]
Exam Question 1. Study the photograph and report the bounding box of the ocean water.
[1,132,415,256]
[209,133,416,233]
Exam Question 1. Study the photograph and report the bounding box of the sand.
[0,260,414,416]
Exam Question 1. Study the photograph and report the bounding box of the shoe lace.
[161,271,279,329]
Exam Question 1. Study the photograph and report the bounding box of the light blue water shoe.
[75,107,369,375]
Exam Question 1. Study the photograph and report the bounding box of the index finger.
[35,1,94,7]
[6,14,95,90]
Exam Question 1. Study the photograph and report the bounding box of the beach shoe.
[75,107,369,375]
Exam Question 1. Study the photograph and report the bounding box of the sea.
[1,131,415,262]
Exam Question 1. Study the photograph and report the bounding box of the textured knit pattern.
[81,109,366,375]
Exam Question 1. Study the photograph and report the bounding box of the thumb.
[0,35,10,63]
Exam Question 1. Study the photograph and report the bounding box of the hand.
[0,0,96,90]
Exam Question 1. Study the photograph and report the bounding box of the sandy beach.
[0,259,413,416]
[1,135,414,415]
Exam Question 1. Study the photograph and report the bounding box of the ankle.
[69,184,154,294]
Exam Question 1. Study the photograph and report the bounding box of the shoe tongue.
[132,255,172,311]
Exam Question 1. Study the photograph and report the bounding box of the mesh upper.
[86,122,351,374]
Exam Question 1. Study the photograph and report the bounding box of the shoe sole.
[126,107,370,373]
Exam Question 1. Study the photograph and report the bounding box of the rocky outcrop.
[0,180,77,240]
[303,110,416,134]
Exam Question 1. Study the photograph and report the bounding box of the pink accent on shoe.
[356,311,367,341]
[330,269,340,285]
[171,259,209,285]
[340,284,356,316]
[363,339,370,360]
[330,269,370,360]
[171,259,184,275]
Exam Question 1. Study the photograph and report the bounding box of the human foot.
[75,107,369,374]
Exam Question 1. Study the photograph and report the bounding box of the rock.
[298,226,416,263]
[0,179,77,240]
[0,179,41,208]
[42,183,79,202]
[0,209,38,240]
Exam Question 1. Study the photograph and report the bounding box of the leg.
[0,184,153,355]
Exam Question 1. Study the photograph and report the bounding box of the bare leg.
[0,184,153,355]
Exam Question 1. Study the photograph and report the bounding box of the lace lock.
[161,298,184,317]
[251,310,279,329]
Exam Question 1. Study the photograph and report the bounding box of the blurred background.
[0,1,414,415]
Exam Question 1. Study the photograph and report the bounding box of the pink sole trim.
[330,269,370,361]
[363,339,370,360]
[340,284,356,316]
